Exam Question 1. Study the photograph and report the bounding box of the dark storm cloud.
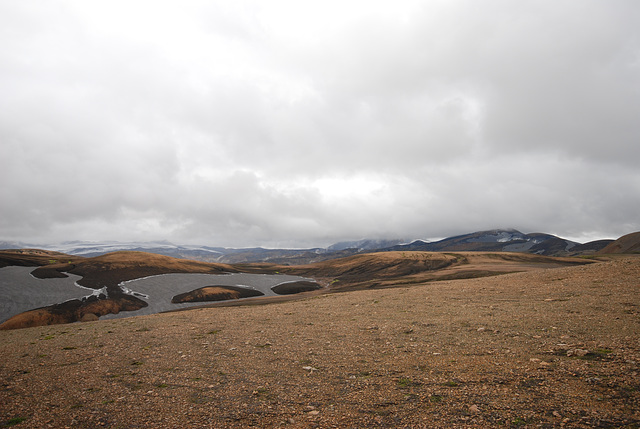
[1,1,639,247]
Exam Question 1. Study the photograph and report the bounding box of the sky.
[1,1,639,248]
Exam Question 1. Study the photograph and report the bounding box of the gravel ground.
[1,256,639,428]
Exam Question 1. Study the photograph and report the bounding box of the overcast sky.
[1,1,639,248]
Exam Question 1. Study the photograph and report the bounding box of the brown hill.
[31,250,237,289]
[276,251,594,292]
[597,231,640,254]
[0,248,84,268]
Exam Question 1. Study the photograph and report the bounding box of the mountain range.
[0,229,622,265]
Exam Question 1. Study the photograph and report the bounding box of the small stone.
[302,366,318,371]
[308,410,320,416]
[80,313,99,322]
[469,404,480,414]
[567,349,589,357]
[530,358,541,363]
[553,411,562,418]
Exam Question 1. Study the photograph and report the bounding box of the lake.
[0,268,316,323]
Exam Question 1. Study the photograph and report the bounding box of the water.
[103,272,315,319]
[0,268,316,323]
[0,266,87,323]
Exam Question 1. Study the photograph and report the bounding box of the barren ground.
[1,256,639,428]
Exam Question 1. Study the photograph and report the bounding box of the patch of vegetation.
[4,417,27,426]
[253,387,273,399]
[157,383,169,388]
[442,381,459,387]
[429,395,443,403]
[578,348,614,361]
[397,378,416,388]
[131,360,144,366]
[512,416,527,426]
[62,346,76,350]
[207,329,220,335]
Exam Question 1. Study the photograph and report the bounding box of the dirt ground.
[1,256,639,428]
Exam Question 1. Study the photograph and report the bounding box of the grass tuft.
[5,417,27,426]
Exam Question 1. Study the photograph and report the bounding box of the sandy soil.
[0,256,638,428]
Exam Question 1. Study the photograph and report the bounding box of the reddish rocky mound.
[0,293,146,330]
[171,286,263,303]
[598,231,640,254]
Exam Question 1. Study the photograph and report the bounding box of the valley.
[0,231,638,427]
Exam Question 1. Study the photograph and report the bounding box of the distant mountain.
[39,241,225,262]
[0,241,29,250]
[597,231,640,254]
[327,238,406,252]
[383,229,610,256]
[0,229,623,264]
[569,239,615,255]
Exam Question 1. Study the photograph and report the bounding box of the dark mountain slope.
[598,231,640,254]
[384,229,578,255]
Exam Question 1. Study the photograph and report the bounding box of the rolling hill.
[1,228,617,264]
[597,231,640,254]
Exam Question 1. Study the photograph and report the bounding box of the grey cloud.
[1,1,639,247]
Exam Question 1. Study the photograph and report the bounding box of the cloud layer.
[1,1,639,247]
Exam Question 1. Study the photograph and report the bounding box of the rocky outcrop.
[0,293,147,330]
[271,281,322,295]
[171,286,264,303]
